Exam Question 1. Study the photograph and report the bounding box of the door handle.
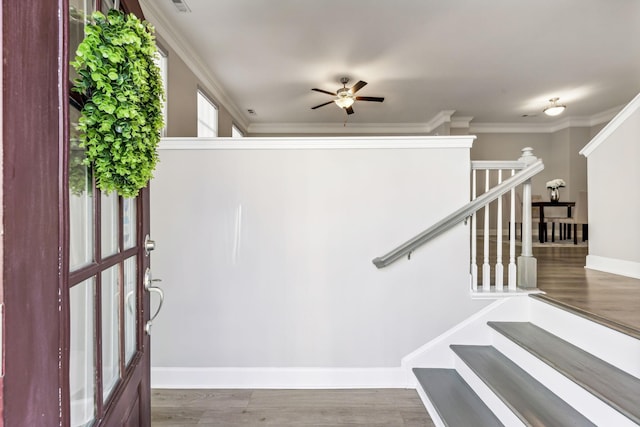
[144,268,165,334]
[145,285,164,334]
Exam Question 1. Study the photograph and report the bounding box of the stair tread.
[451,345,596,427]
[413,368,504,427]
[489,321,640,423]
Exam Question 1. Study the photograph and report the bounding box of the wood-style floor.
[151,389,435,426]
[152,242,639,426]
[534,244,640,338]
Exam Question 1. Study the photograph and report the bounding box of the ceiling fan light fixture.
[543,97,566,116]
[334,87,355,109]
[335,96,355,109]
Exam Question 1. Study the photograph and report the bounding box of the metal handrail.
[372,159,544,268]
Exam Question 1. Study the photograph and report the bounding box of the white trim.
[425,110,456,129]
[450,116,474,129]
[246,108,620,135]
[247,111,456,135]
[585,254,640,279]
[470,108,621,134]
[158,136,476,150]
[248,122,440,135]
[580,92,640,157]
[151,367,408,389]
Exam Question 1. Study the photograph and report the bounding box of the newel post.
[517,147,538,289]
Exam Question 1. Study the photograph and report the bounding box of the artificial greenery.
[72,9,164,198]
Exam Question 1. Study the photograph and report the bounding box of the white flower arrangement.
[546,178,566,189]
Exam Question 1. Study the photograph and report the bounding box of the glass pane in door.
[123,197,136,249]
[69,0,95,84]
[101,191,119,257]
[123,257,137,364]
[69,106,94,271]
[101,265,120,401]
[70,278,96,427]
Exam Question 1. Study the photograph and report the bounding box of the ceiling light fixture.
[334,88,355,109]
[543,97,566,116]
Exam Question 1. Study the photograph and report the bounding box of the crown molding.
[248,110,457,135]
[248,107,623,136]
[139,0,250,130]
[469,106,623,134]
[451,116,474,129]
[426,110,456,130]
[247,122,438,135]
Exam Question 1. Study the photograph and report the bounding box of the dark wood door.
[2,1,153,425]
[67,1,153,426]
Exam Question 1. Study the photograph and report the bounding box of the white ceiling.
[140,0,640,133]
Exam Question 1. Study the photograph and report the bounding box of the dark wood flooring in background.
[152,242,639,426]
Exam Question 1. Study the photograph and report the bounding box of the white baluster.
[470,169,478,291]
[482,170,491,291]
[508,170,517,290]
[517,147,538,289]
[495,170,503,291]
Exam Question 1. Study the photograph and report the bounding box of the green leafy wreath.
[72,9,164,198]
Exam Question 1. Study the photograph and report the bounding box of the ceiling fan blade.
[311,100,335,110]
[346,106,355,115]
[356,96,384,102]
[350,80,367,94]
[311,88,337,96]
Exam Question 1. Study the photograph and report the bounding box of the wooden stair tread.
[451,345,596,427]
[413,368,504,427]
[489,321,640,424]
[530,294,640,340]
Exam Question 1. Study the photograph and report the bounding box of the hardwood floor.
[152,242,639,426]
[534,244,640,338]
[151,389,435,426]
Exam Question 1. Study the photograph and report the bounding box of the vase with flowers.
[546,178,566,203]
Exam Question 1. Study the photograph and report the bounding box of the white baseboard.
[151,367,409,389]
[585,255,640,279]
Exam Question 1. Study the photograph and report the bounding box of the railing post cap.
[519,147,537,164]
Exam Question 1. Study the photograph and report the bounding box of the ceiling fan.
[311,77,384,115]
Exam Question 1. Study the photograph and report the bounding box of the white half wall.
[581,94,640,278]
[149,136,491,387]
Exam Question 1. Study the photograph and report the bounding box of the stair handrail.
[372,159,544,269]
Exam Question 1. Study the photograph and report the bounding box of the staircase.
[407,296,640,426]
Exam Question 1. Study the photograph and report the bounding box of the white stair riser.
[530,298,640,377]
[491,331,637,427]
[453,353,526,427]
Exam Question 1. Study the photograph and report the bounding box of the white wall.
[149,137,491,386]
[582,96,640,278]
